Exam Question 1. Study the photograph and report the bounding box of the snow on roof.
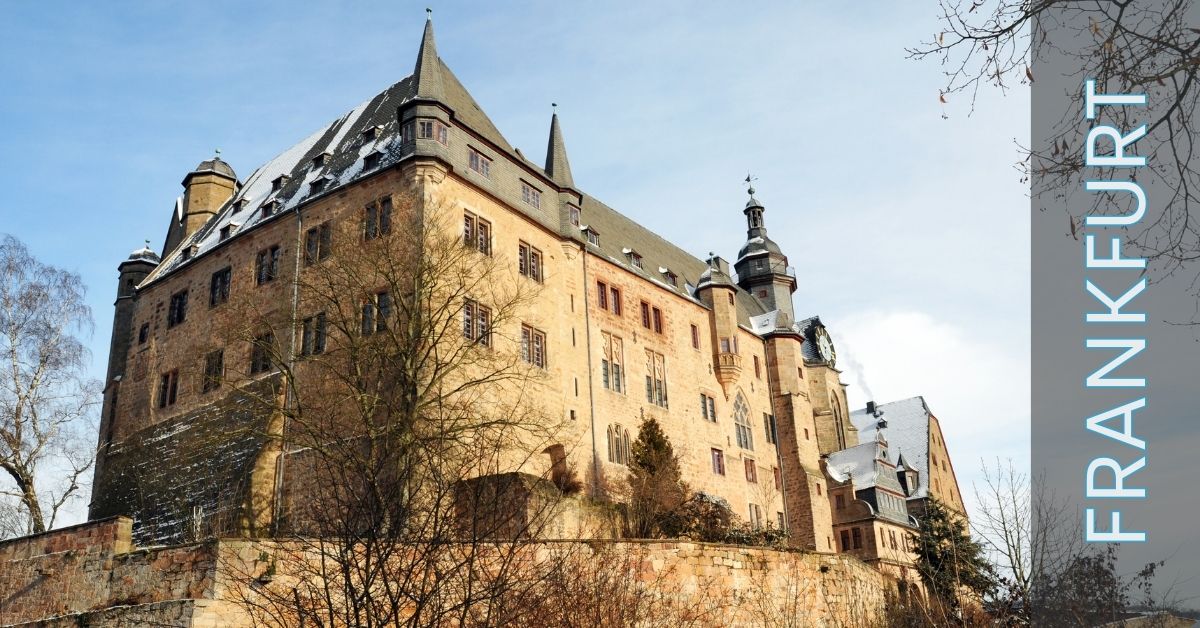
[850,396,932,499]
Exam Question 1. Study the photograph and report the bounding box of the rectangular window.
[700,394,716,422]
[597,281,608,310]
[610,287,621,315]
[749,503,762,528]
[744,459,758,483]
[852,527,863,549]
[300,312,327,357]
[645,350,667,407]
[256,245,281,284]
[602,332,624,393]
[250,332,274,374]
[628,251,643,269]
[753,355,761,378]
[652,307,663,333]
[157,369,179,408]
[640,301,651,329]
[764,413,778,445]
[167,290,188,328]
[468,147,491,178]
[364,198,393,240]
[774,466,782,490]
[521,325,547,368]
[840,530,851,551]
[462,299,492,347]
[518,241,543,282]
[361,291,391,335]
[720,337,731,353]
[521,182,542,209]
[711,448,725,475]
[690,324,700,349]
[305,222,332,264]
[138,323,150,344]
[210,267,232,306]
[202,350,223,393]
[735,421,754,451]
[463,211,491,255]
[836,494,845,510]
[569,206,580,226]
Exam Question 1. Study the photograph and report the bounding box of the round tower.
[732,184,797,321]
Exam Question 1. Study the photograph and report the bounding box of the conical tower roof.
[545,107,575,188]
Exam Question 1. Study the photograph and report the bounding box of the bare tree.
[216,187,588,626]
[910,1,1200,289]
[0,234,99,537]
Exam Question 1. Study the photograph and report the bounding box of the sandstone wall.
[1,519,900,627]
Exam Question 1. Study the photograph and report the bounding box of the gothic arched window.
[733,392,754,450]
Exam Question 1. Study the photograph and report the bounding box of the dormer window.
[661,268,678,287]
[468,148,491,178]
[271,175,290,192]
[363,150,383,171]
[181,245,197,261]
[582,226,599,246]
[520,182,542,209]
[623,248,643,269]
[310,174,334,194]
[219,225,233,241]
[361,125,382,142]
[311,152,331,169]
[262,200,281,218]
[569,206,581,227]
[233,198,251,213]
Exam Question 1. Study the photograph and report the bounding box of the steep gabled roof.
[850,396,932,499]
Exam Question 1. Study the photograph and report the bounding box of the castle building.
[87,16,934,564]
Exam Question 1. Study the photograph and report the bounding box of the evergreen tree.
[910,497,997,617]
[625,416,688,538]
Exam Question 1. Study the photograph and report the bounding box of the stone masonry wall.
[0,518,899,627]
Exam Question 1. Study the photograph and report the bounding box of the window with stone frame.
[468,147,491,178]
[518,241,543,282]
[748,503,762,528]
[609,286,622,315]
[597,280,608,310]
[364,198,393,240]
[202,350,223,393]
[569,206,581,227]
[733,393,753,450]
[300,312,327,357]
[763,413,777,445]
[157,369,179,408]
[210,267,232,306]
[463,211,491,255]
[601,332,624,393]
[462,299,491,347]
[840,530,851,551]
[250,332,275,375]
[255,245,281,284]
[690,324,700,349]
[304,222,333,265]
[644,350,667,407]
[520,181,542,209]
[607,424,631,465]
[138,323,150,345]
[167,290,188,328]
[521,324,547,369]
[852,527,863,549]
[711,448,725,475]
[773,466,782,490]
[744,458,758,483]
[361,291,391,336]
[700,393,716,422]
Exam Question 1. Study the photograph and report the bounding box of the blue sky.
[0,2,1029,524]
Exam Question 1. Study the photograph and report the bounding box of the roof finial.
[552,102,558,113]
[426,7,432,20]
[214,148,221,160]
[744,172,756,197]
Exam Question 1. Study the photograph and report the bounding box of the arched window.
[733,392,753,450]
[608,424,631,465]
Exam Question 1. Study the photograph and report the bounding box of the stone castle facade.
[86,16,965,577]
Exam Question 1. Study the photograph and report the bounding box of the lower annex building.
[89,16,965,572]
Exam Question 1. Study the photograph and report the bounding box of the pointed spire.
[544,104,575,188]
[413,9,445,102]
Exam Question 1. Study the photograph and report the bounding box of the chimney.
[865,401,876,415]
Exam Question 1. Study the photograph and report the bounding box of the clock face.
[815,326,836,366]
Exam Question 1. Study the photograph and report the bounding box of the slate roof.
[140,18,775,328]
[796,316,824,361]
[850,396,932,499]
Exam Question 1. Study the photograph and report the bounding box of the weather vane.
[744,173,757,196]
[214,148,221,159]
